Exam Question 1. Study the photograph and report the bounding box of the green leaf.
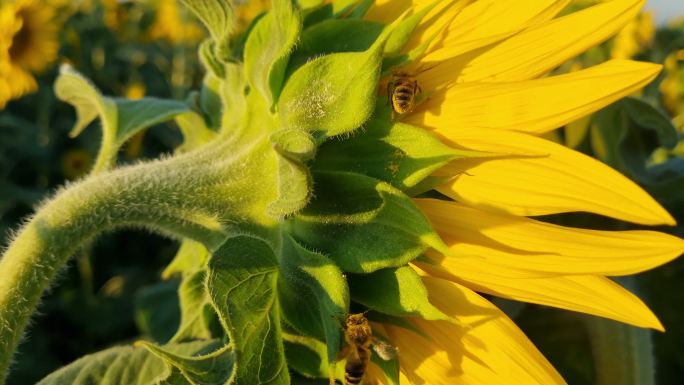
[206,235,289,385]
[289,171,442,273]
[348,266,448,320]
[140,340,235,385]
[313,104,458,190]
[278,14,405,137]
[37,340,223,385]
[55,65,191,172]
[170,270,216,343]
[180,0,234,59]
[591,97,681,184]
[244,0,301,105]
[278,235,349,364]
[134,281,181,344]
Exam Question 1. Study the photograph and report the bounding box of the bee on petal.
[334,313,398,385]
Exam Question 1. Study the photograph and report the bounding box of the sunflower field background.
[2,0,684,384]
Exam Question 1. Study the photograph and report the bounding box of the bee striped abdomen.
[390,79,417,114]
[344,348,370,385]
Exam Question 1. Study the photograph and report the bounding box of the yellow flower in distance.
[148,0,205,44]
[354,0,684,383]
[0,0,60,108]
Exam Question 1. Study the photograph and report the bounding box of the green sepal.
[268,154,312,217]
[163,239,211,279]
[297,0,325,10]
[244,0,302,106]
[313,103,458,190]
[289,19,384,73]
[283,332,330,379]
[138,340,235,385]
[200,40,226,78]
[170,270,217,343]
[200,73,225,130]
[381,3,452,72]
[278,13,407,137]
[270,128,317,162]
[383,0,440,56]
[206,235,289,385]
[348,0,374,18]
[331,0,363,16]
[179,0,235,60]
[55,65,191,172]
[348,265,449,320]
[37,340,225,385]
[278,234,349,364]
[289,171,442,273]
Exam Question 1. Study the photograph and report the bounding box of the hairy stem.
[0,133,278,383]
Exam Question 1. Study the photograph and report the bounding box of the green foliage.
[140,340,234,385]
[206,236,289,385]
[37,340,225,385]
[171,271,216,342]
[135,281,182,344]
[289,171,442,273]
[55,65,191,172]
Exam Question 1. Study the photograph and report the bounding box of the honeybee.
[335,313,398,385]
[387,72,422,119]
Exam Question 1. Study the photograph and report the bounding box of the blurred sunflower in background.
[148,0,205,44]
[0,0,62,108]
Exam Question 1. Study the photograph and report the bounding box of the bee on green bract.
[388,71,422,119]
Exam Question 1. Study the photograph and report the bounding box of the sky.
[646,0,684,24]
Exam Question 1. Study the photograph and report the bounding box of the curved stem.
[0,133,278,383]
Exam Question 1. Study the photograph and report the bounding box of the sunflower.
[0,0,60,108]
[148,0,205,44]
[660,50,684,119]
[331,0,684,383]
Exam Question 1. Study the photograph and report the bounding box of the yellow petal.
[416,199,684,276]
[417,262,664,330]
[383,277,566,385]
[422,0,569,61]
[430,127,674,225]
[456,0,644,82]
[365,0,424,23]
[410,60,661,134]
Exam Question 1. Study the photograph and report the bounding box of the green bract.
[0,1,472,384]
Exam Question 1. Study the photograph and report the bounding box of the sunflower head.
[49,1,684,384]
[0,0,60,107]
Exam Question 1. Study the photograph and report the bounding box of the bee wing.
[372,340,398,361]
